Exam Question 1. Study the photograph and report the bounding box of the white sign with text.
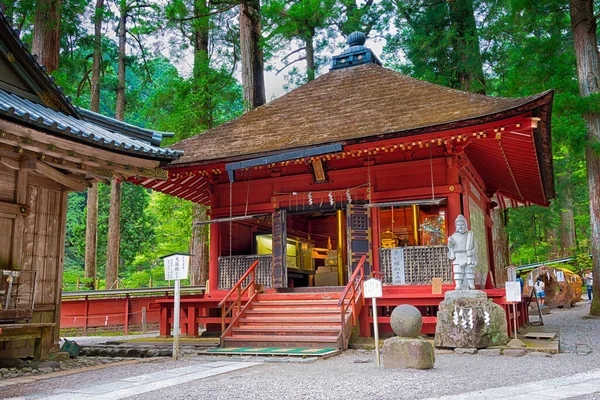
[164,254,190,281]
[364,278,383,299]
[505,281,522,302]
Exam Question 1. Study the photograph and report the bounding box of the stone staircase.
[222,291,349,349]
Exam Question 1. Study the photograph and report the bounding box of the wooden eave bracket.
[34,160,91,191]
[0,156,20,170]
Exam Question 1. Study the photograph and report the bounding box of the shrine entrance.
[215,202,376,291]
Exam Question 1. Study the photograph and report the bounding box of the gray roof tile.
[0,88,183,160]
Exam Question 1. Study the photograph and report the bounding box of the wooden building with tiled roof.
[0,12,181,359]
[133,32,554,349]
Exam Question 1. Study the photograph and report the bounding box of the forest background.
[0,0,596,291]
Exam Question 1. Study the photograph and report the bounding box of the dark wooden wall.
[0,148,67,358]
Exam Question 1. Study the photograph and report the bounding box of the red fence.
[59,287,205,335]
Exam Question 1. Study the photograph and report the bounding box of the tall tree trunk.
[115,1,126,121]
[559,173,576,254]
[190,205,209,285]
[0,2,6,13]
[84,183,98,282]
[32,0,61,73]
[239,0,265,110]
[305,34,315,81]
[105,180,121,289]
[192,0,211,129]
[84,0,104,288]
[548,227,559,257]
[569,0,600,316]
[491,208,509,284]
[447,0,486,94]
[189,0,211,286]
[106,0,126,290]
[90,0,104,113]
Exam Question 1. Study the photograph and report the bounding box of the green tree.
[263,0,336,84]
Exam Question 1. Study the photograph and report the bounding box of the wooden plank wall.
[0,151,67,357]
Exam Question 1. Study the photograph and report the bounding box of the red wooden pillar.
[188,305,198,336]
[160,305,170,336]
[83,296,89,336]
[486,224,496,288]
[461,182,471,223]
[209,221,220,293]
[359,303,371,337]
[124,294,130,335]
[371,207,380,276]
[447,192,461,233]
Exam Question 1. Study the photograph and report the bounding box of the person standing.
[516,271,525,293]
[584,270,593,301]
[534,277,546,306]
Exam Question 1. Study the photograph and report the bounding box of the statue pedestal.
[382,337,435,370]
[434,290,509,349]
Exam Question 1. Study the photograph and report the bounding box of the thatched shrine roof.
[172,63,552,167]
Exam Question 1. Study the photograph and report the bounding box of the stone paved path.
[424,368,600,399]
[4,361,261,400]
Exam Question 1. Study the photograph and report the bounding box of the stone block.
[382,337,435,369]
[434,290,509,349]
[38,361,60,369]
[576,344,593,355]
[507,339,526,348]
[48,352,70,362]
[454,347,478,355]
[478,348,501,356]
[503,349,527,357]
[0,358,25,368]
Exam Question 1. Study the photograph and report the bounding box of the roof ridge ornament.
[330,31,382,71]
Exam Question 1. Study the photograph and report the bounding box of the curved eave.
[168,89,554,170]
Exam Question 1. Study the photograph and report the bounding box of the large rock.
[382,337,435,369]
[390,304,422,338]
[434,290,509,349]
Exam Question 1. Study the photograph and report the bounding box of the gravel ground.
[541,301,600,353]
[1,302,599,400]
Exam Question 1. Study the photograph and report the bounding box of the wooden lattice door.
[346,204,372,276]
[271,209,288,288]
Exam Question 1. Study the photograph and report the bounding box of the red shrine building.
[132,33,554,349]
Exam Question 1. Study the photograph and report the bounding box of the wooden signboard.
[391,248,405,285]
[272,209,287,288]
[432,277,443,294]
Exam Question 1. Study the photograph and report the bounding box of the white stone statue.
[447,214,477,290]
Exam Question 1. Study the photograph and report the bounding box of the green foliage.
[574,252,593,274]
[65,192,86,271]
[263,0,337,84]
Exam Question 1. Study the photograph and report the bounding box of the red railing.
[337,255,366,349]
[217,260,259,346]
